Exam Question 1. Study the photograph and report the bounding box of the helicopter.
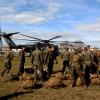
[0,28,61,55]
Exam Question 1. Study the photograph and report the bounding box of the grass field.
[0,55,100,100]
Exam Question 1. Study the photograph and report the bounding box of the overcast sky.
[0,0,100,47]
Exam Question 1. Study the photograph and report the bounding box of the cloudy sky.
[0,0,100,47]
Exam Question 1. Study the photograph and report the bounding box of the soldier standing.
[17,47,25,76]
[1,47,13,76]
[91,48,98,74]
[70,48,86,87]
[61,47,70,77]
[43,45,51,71]
[82,47,94,86]
[45,45,58,78]
[31,46,43,82]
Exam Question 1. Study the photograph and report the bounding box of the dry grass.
[0,55,100,100]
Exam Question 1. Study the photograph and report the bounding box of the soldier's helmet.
[77,48,82,53]
[65,47,69,50]
[87,45,90,49]
[73,48,78,54]
[48,44,53,48]
[50,47,55,51]
[84,47,88,51]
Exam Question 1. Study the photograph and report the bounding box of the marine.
[31,46,43,82]
[17,47,26,76]
[44,45,58,78]
[82,47,94,86]
[70,48,86,87]
[61,47,70,77]
[1,47,13,76]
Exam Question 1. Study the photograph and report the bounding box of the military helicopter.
[0,28,61,54]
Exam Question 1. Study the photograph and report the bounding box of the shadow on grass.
[0,90,34,100]
[0,83,43,100]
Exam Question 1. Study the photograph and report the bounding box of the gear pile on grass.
[45,73,64,88]
[90,74,100,85]
[21,73,36,89]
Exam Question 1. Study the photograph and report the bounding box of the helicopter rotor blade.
[12,38,39,41]
[26,42,38,44]
[19,33,63,45]
[19,34,42,41]
[7,32,20,37]
[48,36,62,41]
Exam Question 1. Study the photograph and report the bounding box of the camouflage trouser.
[2,62,11,76]
[47,62,54,77]
[97,57,100,74]
[17,62,24,76]
[34,65,43,81]
[62,60,70,76]
[71,66,86,87]
[83,64,91,86]
[98,62,100,74]
[84,61,97,74]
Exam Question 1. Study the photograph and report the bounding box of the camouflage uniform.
[44,46,50,62]
[31,48,43,81]
[91,50,98,74]
[61,48,70,76]
[98,56,100,74]
[45,46,58,77]
[82,47,93,86]
[17,47,25,76]
[41,48,45,66]
[92,49,98,65]
[2,48,13,76]
[70,49,86,87]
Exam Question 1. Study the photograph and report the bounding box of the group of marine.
[1,44,100,88]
